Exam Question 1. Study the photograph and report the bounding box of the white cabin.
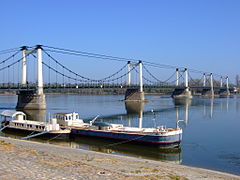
[1,110,26,121]
[9,119,60,131]
[1,110,61,131]
[55,112,88,127]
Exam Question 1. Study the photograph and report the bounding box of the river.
[0,94,240,175]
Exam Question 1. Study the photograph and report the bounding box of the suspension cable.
[0,56,23,72]
[42,45,136,62]
[0,48,20,55]
[43,49,132,82]
[0,50,21,65]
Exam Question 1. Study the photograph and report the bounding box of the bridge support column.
[176,68,179,86]
[21,46,27,86]
[139,60,143,93]
[220,76,223,88]
[219,76,230,97]
[226,76,230,95]
[36,45,44,96]
[210,73,214,97]
[16,45,46,110]
[125,61,145,101]
[127,61,131,86]
[201,73,215,98]
[172,68,192,99]
[203,73,206,87]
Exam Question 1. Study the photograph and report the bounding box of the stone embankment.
[0,136,239,180]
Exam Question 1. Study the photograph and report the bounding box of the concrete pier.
[16,90,46,110]
[219,88,230,98]
[201,88,214,98]
[125,88,145,101]
[171,88,192,99]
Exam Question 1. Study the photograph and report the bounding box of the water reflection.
[203,98,214,118]
[173,98,190,127]
[69,136,182,163]
[125,101,145,114]
[173,97,232,122]
[125,101,144,128]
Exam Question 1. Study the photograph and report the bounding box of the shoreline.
[0,136,239,180]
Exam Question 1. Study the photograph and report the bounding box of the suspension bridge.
[0,45,232,110]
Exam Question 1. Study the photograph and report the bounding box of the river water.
[0,94,240,175]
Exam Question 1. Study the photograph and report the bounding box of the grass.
[151,168,160,173]
[168,174,189,180]
[0,140,14,150]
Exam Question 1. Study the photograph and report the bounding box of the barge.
[55,112,182,148]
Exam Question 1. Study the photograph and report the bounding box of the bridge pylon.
[172,68,192,99]
[125,61,146,101]
[219,76,231,97]
[16,45,46,110]
[201,73,215,98]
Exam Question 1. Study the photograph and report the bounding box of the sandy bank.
[0,136,239,180]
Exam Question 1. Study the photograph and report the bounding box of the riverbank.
[0,136,239,180]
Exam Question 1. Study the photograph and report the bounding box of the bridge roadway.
[0,83,232,93]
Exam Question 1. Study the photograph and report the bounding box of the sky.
[0,0,240,83]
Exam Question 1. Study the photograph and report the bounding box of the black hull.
[70,129,182,148]
[2,127,69,140]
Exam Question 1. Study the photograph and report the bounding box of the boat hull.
[71,128,182,148]
[2,127,69,140]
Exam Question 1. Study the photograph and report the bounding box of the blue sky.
[0,0,240,83]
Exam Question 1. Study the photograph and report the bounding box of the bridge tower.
[125,61,145,101]
[172,68,192,99]
[219,76,231,97]
[16,45,46,110]
[201,73,214,98]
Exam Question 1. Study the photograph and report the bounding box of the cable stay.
[0,56,24,72]
[42,45,137,63]
[0,47,21,55]
[42,50,136,83]
[0,51,21,65]
[142,64,178,85]
[188,74,204,86]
